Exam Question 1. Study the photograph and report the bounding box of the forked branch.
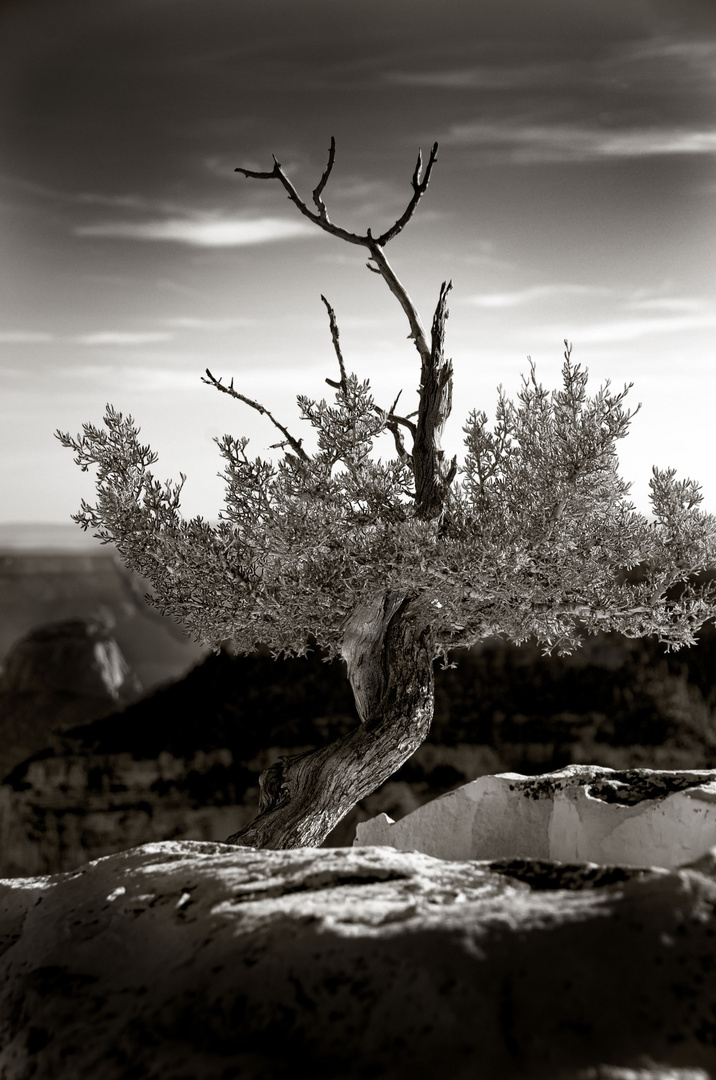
[234,139,456,517]
[235,139,437,251]
[236,140,438,368]
[374,142,439,247]
[202,368,309,461]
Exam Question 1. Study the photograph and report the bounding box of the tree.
[57,140,716,849]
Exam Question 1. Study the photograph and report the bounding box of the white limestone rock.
[2,840,716,1078]
[354,765,716,868]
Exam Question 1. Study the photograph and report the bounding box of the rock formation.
[0,548,205,691]
[0,620,143,780]
[1,841,716,1079]
[355,764,716,869]
[0,619,141,701]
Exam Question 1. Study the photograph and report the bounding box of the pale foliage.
[57,344,716,660]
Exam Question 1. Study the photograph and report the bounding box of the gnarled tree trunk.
[225,593,434,849]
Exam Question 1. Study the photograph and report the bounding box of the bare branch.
[234,140,439,252]
[366,239,432,365]
[232,161,282,181]
[387,413,417,439]
[235,142,441,366]
[385,417,413,467]
[386,393,419,432]
[321,295,348,394]
[312,138,336,221]
[202,369,309,461]
[374,142,439,247]
[235,150,366,248]
[430,281,453,373]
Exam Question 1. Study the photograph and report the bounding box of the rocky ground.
[1,840,715,1080]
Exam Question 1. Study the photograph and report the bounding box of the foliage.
[57,342,716,661]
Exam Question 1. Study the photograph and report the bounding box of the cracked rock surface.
[1,840,716,1079]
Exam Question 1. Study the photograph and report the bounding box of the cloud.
[387,33,716,93]
[384,62,585,91]
[623,297,709,313]
[444,121,716,163]
[161,317,256,330]
[75,215,317,247]
[0,330,54,343]
[465,285,613,308]
[542,313,716,345]
[612,36,716,72]
[73,332,175,346]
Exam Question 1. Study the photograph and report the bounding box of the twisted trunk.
[225,594,434,849]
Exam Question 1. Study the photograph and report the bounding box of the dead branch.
[365,239,432,365]
[236,141,438,368]
[384,389,417,466]
[234,139,438,252]
[321,295,348,394]
[234,140,456,517]
[312,138,336,222]
[235,150,366,248]
[373,142,439,246]
[385,417,413,467]
[202,368,309,461]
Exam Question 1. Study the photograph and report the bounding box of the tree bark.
[225,593,434,849]
[413,281,457,520]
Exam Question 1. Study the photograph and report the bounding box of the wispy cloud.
[387,34,716,96]
[385,62,586,91]
[465,284,613,308]
[612,36,716,73]
[444,121,716,163]
[161,317,255,330]
[542,313,716,345]
[73,332,175,346]
[75,215,317,247]
[0,330,54,343]
[622,296,709,313]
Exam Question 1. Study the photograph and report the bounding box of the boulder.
[354,765,716,869]
[1,841,716,1079]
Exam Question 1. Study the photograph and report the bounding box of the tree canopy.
[57,344,716,662]
[57,141,716,664]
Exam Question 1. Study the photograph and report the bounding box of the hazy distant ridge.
[0,523,110,552]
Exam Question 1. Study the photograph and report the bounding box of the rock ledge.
[2,839,716,1078]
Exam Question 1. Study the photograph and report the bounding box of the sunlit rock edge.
[1,838,716,1080]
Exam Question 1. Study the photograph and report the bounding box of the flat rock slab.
[354,765,716,868]
[2,840,716,1079]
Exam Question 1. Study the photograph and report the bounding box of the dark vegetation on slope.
[54,622,716,770]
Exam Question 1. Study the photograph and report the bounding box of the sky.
[1,0,715,532]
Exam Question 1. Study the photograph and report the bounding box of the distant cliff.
[0,618,143,778]
[0,548,206,691]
